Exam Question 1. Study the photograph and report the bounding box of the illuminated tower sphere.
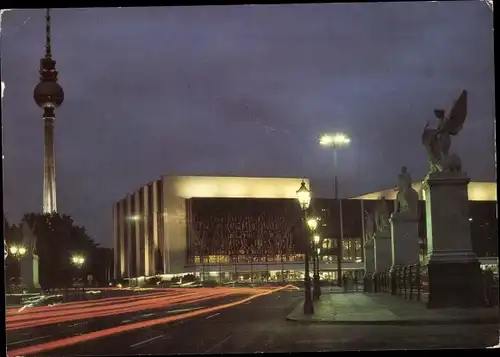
[33,75,64,109]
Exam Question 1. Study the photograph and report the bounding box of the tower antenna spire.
[45,8,52,59]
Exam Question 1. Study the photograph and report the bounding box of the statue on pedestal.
[21,220,38,257]
[374,196,390,234]
[421,90,467,174]
[395,166,419,218]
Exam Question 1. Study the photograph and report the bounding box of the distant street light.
[306,217,318,231]
[71,255,86,297]
[9,245,27,259]
[71,255,85,268]
[312,233,321,301]
[319,132,351,287]
[296,181,314,315]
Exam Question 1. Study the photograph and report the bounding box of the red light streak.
[7,290,237,330]
[8,285,295,356]
[7,291,184,317]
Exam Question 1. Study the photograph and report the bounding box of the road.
[7,287,499,355]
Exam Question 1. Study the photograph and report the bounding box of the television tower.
[33,8,64,214]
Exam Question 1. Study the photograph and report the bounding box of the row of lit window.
[189,254,306,264]
[321,255,363,263]
[320,238,362,259]
[187,253,363,264]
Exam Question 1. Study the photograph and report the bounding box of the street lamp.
[319,132,351,287]
[296,181,311,210]
[307,217,320,301]
[306,217,318,231]
[8,244,27,288]
[71,254,85,296]
[296,181,314,315]
[312,234,321,300]
[9,245,27,259]
[71,255,85,268]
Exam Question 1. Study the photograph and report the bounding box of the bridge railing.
[372,264,498,306]
[372,264,428,302]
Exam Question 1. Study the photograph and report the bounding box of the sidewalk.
[286,292,499,325]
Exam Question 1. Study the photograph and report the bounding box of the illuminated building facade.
[113,176,498,282]
[112,176,314,281]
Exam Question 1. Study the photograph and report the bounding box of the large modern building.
[112,176,315,282]
[113,176,498,283]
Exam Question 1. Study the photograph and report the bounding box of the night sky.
[1,3,495,247]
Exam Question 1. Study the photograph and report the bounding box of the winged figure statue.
[422,90,467,173]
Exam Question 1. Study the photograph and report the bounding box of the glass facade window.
[287,254,305,262]
[342,238,362,262]
[322,255,338,263]
[322,238,335,249]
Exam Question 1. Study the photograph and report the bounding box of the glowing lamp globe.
[296,181,311,210]
[307,217,318,231]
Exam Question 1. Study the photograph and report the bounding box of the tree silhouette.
[17,213,100,289]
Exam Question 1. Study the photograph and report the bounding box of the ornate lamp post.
[306,215,320,301]
[312,234,322,300]
[296,181,314,315]
[8,245,27,288]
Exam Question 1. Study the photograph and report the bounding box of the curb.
[285,316,500,326]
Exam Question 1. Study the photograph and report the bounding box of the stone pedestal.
[363,239,375,292]
[390,212,420,266]
[422,172,484,308]
[373,230,392,273]
[20,254,41,292]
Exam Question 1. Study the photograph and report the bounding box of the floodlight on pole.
[319,132,351,287]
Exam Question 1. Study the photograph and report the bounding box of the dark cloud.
[2,2,494,245]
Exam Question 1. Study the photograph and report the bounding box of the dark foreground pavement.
[15,290,500,355]
[287,292,499,325]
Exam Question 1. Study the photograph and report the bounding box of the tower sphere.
[33,81,64,108]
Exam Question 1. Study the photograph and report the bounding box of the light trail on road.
[8,285,296,356]
[7,290,234,330]
[7,290,186,317]
[7,290,193,322]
